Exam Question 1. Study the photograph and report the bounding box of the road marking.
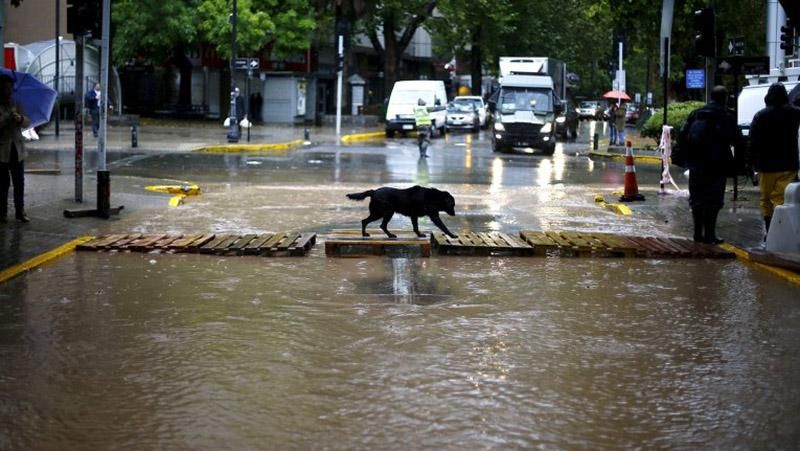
[0,236,95,284]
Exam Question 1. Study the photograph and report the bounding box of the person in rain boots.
[678,86,737,243]
[749,82,800,239]
[0,74,31,223]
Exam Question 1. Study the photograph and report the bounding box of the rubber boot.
[692,209,705,242]
[704,209,724,244]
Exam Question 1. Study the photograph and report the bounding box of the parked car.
[556,99,578,139]
[625,103,640,124]
[577,101,601,120]
[445,100,480,132]
[449,96,487,128]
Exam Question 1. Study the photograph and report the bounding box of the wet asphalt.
[0,120,766,272]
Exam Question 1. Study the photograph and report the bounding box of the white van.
[385,80,448,137]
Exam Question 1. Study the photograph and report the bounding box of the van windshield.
[392,90,437,106]
[499,87,552,113]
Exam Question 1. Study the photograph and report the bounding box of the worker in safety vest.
[413,99,433,157]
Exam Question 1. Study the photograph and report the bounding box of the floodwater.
[3,128,798,448]
[1,251,799,449]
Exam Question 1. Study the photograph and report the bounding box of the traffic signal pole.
[64,0,123,219]
[226,0,240,143]
[336,34,343,142]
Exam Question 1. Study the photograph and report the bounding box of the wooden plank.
[200,234,230,254]
[259,232,288,252]
[153,235,182,249]
[654,238,692,256]
[112,234,143,249]
[243,234,273,255]
[274,233,300,251]
[184,234,215,253]
[228,234,258,254]
[291,233,317,253]
[644,237,683,257]
[87,234,127,250]
[167,234,203,250]
[212,235,241,254]
[128,234,167,252]
[591,233,640,257]
[76,237,107,250]
[496,232,529,249]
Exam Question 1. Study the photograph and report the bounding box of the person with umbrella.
[0,74,31,223]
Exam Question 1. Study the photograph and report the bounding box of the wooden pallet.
[432,231,534,256]
[325,229,431,257]
[77,232,316,257]
[519,231,734,259]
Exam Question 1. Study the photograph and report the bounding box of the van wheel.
[385,129,394,138]
[541,144,556,156]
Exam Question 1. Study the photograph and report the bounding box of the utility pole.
[226,0,240,143]
[336,34,343,142]
[55,0,60,136]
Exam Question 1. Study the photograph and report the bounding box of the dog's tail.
[346,190,374,201]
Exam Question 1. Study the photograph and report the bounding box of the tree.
[361,0,437,97]
[196,0,316,58]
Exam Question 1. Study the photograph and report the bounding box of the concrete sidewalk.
[27,119,383,153]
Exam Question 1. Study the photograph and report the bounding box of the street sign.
[727,37,745,56]
[716,56,770,75]
[686,69,705,89]
[234,57,260,71]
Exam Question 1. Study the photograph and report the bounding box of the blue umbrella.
[0,67,57,128]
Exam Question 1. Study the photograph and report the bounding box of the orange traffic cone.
[619,140,645,202]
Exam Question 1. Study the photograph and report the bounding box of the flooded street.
[2,128,799,449]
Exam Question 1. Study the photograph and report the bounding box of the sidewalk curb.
[341,131,386,143]
[0,236,94,284]
[720,243,800,286]
[594,194,633,215]
[193,139,304,153]
[588,150,664,164]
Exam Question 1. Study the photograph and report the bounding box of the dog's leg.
[380,212,396,238]
[411,216,425,237]
[361,213,382,237]
[430,214,457,238]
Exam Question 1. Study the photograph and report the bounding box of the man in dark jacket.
[84,82,101,137]
[678,86,737,243]
[749,82,800,234]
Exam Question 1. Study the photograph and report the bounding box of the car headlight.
[494,122,505,131]
[555,116,566,124]
[540,122,552,133]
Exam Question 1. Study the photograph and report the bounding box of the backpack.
[675,109,733,170]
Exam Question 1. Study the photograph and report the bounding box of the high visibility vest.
[414,106,432,127]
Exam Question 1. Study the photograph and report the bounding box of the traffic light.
[694,7,716,57]
[67,0,102,38]
[781,20,795,55]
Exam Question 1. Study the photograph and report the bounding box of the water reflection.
[1,254,799,449]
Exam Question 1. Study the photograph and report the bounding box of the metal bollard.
[131,124,138,148]
[304,128,310,141]
[593,132,599,151]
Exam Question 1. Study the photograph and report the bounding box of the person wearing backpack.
[748,83,800,237]
[677,86,737,243]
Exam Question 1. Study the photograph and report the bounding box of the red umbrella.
[602,90,631,101]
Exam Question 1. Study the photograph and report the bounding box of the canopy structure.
[16,38,121,112]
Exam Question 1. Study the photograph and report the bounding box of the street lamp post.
[227,0,240,143]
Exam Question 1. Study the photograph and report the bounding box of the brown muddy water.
[1,251,799,449]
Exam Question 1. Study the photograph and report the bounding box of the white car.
[449,96,487,129]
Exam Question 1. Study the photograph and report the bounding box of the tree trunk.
[470,26,482,96]
[383,16,399,99]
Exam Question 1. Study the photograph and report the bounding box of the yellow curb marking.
[719,243,800,286]
[594,194,633,215]
[0,236,95,284]
[341,131,386,143]
[194,139,303,153]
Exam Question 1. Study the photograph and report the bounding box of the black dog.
[346,186,458,238]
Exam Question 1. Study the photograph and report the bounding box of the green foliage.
[112,0,316,65]
[640,101,704,143]
[113,0,199,64]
